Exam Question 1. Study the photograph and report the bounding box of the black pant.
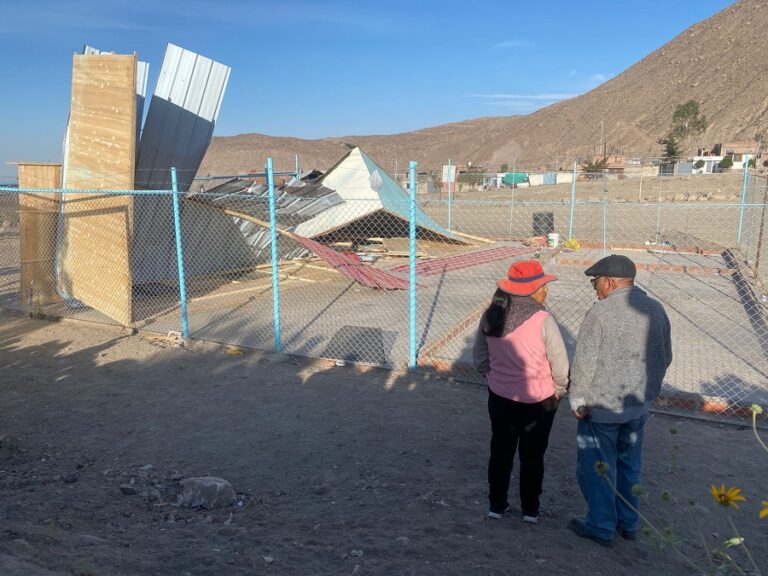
[488,389,559,516]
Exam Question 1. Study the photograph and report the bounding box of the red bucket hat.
[497,260,557,296]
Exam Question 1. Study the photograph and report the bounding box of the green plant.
[659,100,708,160]
[670,100,708,141]
[720,157,734,170]
[499,163,509,173]
[581,157,609,172]
[594,403,766,575]
[658,134,682,162]
[694,159,705,169]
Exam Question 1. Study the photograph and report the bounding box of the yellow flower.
[594,461,610,476]
[760,501,768,520]
[710,484,746,509]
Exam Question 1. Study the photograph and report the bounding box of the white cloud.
[590,73,608,83]
[469,93,578,114]
[493,39,531,49]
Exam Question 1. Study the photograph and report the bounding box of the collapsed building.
[15,45,474,325]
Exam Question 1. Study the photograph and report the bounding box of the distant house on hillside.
[697,141,761,170]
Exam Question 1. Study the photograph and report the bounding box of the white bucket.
[546,232,560,248]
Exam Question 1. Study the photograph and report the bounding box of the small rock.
[143,488,162,502]
[167,469,183,481]
[120,484,139,496]
[10,538,34,552]
[395,536,409,545]
[350,549,364,557]
[62,473,78,484]
[179,477,236,509]
[263,556,274,564]
[138,465,155,477]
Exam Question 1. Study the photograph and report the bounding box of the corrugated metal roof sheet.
[195,178,344,228]
[135,43,230,191]
[131,44,232,283]
[389,245,534,276]
[290,233,410,290]
[355,148,463,242]
[292,147,466,244]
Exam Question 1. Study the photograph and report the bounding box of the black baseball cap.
[584,254,636,278]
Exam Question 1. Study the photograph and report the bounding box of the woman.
[473,259,569,523]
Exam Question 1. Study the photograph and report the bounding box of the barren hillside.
[200,0,768,176]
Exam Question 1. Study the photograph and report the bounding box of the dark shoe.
[617,526,637,541]
[487,502,511,519]
[568,518,613,548]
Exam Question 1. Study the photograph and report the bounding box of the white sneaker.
[522,515,539,524]
[487,504,511,519]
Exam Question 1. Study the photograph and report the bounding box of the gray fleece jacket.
[569,285,672,423]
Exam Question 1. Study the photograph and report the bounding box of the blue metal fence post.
[655,171,663,244]
[170,167,189,339]
[294,154,300,182]
[568,161,577,239]
[602,171,607,256]
[447,158,453,231]
[267,158,282,352]
[409,160,417,370]
[508,159,516,239]
[737,165,750,244]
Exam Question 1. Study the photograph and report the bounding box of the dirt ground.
[0,310,766,576]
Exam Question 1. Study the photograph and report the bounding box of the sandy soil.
[0,310,766,576]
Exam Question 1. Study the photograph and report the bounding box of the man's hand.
[572,406,589,420]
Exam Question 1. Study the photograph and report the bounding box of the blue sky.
[0,0,734,181]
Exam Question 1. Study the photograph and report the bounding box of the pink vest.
[486,310,555,403]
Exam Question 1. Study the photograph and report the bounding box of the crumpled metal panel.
[132,44,233,283]
[135,43,230,191]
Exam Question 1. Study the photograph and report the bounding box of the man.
[568,254,672,547]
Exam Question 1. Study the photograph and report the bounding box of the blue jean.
[576,414,647,540]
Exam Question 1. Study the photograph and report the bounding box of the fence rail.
[1,166,767,423]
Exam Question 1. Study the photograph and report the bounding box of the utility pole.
[600,121,604,159]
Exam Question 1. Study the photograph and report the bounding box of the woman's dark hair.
[482,288,510,338]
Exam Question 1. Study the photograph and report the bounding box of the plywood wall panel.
[62,53,136,325]
[17,163,62,306]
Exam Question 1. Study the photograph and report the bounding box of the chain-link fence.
[1,165,767,422]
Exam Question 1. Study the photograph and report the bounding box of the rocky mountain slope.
[199,0,768,176]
